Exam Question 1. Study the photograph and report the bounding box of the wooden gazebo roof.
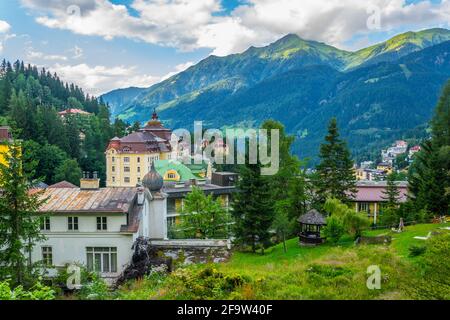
[298,209,326,225]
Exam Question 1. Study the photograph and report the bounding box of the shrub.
[408,245,427,257]
[78,273,110,300]
[163,265,251,300]
[343,212,370,238]
[323,198,370,239]
[0,279,55,300]
[322,215,344,244]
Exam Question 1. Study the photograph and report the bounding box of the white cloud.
[27,50,68,61]
[0,20,11,33]
[45,60,197,95]
[50,63,160,95]
[20,0,450,56]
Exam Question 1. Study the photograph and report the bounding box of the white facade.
[32,188,168,280]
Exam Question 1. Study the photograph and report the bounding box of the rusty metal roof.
[48,181,78,189]
[39,187,137,213]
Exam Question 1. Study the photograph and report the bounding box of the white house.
[31,165,168,281]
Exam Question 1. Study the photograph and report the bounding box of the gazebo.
[298,209,327,245]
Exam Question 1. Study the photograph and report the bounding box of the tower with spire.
[105,110,172,188]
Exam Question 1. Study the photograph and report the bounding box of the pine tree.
[315,118,357,204]
[382,173,401,208]
[232,161,273,254]
[409,81,450,216]
[0,142,46,286]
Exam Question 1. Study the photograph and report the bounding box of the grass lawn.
[116,222,450,300]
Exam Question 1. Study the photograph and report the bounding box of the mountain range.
[101,28,450,163]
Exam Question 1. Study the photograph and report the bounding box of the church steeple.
[152,108,158,121]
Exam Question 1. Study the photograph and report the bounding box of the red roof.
[352,182,408,202]
[0,126,12,141]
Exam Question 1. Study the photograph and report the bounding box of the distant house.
[376,162,393,174]
[351,181,408,224]
[355,168,385,181]
[409,145,421,158]
[58,109,92,117]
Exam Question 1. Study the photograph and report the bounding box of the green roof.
[154,160,199,182]
[185,161,208,174]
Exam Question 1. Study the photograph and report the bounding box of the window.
[68,217,79,231]
[168,173,176,179]
[112,176,116,183]
[124,166,130,173]
[124,177,130,183]
[137,177,141,183]
[86,247,117,273]
[167,199,176,213]
[112,156,115,163]
[167,217,176,228]
[96,217,107,231]
[40,217,50,231]
[358,202,370,213]
[137,167,141,173]
[112,166,115,172]
[123,147,131,152]
[124,157,130,163]
[137,157,140,163]
[42,246,53,266]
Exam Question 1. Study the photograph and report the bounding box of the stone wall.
[149,239,232,265]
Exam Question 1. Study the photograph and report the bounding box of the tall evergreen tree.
[0,142,46,286]
[409,81,450,216]
[232,161,273,254]
[382,173,401,208]
[315,118,356,204]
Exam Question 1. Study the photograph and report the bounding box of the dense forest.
[0,60,130,186]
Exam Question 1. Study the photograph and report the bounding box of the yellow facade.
[355,169,365,181]
[354,201,385,224]
[105,149,171,187]
[164,169,181,182]
[0,144,9,167]
[377,165,393,174]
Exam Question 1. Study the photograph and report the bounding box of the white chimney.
[137,187,145,205]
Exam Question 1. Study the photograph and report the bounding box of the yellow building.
[352,181,408,224]
[0,126,13,167]
[376,162,393,174]
[105,112,173,187]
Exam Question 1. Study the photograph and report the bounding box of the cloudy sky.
[0,0,449,95]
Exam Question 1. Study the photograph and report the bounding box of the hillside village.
[355,140,422,182]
